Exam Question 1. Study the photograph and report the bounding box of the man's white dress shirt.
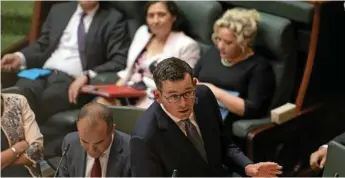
[16,4,99,78]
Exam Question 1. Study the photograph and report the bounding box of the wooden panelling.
[296,3,321,112]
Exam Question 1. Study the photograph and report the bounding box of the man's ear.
[153,89,162,104]
[193,77,198,86]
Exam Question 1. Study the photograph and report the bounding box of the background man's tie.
[77,12,87,65]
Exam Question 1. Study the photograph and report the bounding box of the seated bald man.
[58,102,131,177]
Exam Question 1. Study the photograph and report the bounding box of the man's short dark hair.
[153,57,194,90]
[77,102,113,132]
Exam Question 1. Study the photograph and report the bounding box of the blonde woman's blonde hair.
[212,8,260,51]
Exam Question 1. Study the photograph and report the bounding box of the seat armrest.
[246,104,322,142]
[1,37,29,87]
[89,72,119,85]
[108,106,145,134]
[232,117,272,138]
[1,86,24,95]
[44,109,80,131]
[244,104,323,163]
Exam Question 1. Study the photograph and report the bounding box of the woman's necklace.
[221,58,233,67]
[221,50,254,67]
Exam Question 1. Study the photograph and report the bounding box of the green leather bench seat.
[223,1,314,24]
[45,110,79,133]
[109,1,145,40]
[175,1,223,55]
[221,1,314,54]
[45,106,145,135]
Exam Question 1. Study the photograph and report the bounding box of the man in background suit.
[0,1,130,123]
[130,57,282,177]
[310,131,345,170]
[58,102,131,177]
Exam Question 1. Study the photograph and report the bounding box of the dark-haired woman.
[97,1,200,108]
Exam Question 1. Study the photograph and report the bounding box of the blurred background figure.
[195,8,275,129]
[1,93,44,177]
[0,0,130,124]
[97,1,200,109]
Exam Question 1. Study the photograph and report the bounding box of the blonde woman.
[195,8,275,124]
[1,93,44,177]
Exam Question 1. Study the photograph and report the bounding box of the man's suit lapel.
[77,147,87,177]
[106,131,123,176]
[52,2,77,50]
[84,8,107,69]
[154,103,208,169]
[193,94,218,169]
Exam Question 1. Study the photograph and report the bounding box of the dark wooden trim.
[246,123,275,159]
[295,3,322,112]
[297,102,323,116]
[28,1,62,42]
[1,37,29,58]
[246,103,323,159]
[29,1,43,43]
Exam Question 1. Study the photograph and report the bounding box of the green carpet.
[1,1,33,51]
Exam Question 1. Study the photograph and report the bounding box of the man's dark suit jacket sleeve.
[205,87,253,169]
[58,136,70,177]
[20,4,53,68]
[333,132,345,145]
[130,135,164,176]
[91,11,129,73]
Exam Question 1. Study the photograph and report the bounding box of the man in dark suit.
[58,102,131,177]
[310,132,345,170]
[130,57,282,177]
[0,1,130,123]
